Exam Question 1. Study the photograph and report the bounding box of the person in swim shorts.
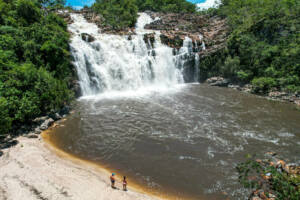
[110,173,116,188]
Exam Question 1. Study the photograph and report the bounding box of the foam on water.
[69,13,188,98]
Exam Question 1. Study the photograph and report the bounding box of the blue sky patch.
[66,0,207,9]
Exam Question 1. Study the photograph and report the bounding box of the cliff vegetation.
[200,0,300,94]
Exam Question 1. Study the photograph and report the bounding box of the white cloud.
[196,0,220,10]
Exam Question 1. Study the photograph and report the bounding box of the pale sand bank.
[0,135,160,200]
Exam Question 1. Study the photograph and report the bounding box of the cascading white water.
[174,36,200,82]
[69,13,185,97]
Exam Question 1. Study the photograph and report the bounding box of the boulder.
[241,84,253,93]
[143,33,155,48]
[49,113,62,121]
[40,118,54,130]
[0,150,3,157]
[34,127,42,135]
[60,106,70,116]
[268,91,287,98]
[206,77,230,87]
[25,134,38,139]
[81,33,95,43]
[33,116,48,124]
[295,100,300,106]
[228,84,241,90]
[0,140,18,150]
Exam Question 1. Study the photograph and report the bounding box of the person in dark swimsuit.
[110,173,116,188]
[122,176,127,191]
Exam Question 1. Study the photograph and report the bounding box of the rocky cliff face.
[75,9,228,58]
[145,12,228,57]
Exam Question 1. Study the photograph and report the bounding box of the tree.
[199,0,300,93]
[93,0,138,30]
[0,97,12,136]
[16,0,41,25]
[0,0,74,136]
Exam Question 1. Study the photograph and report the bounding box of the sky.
[66,0,95,9]
[66,0,218,10]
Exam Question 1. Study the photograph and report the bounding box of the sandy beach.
[0,134,159,200]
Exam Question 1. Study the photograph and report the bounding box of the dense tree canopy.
[92,0,196,30]
[136,0,196,13]
[0,0,73,136]
[200,0,300,94]
[93,0,138,30]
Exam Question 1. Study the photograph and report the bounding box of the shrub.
[252,77,277,93]
[237,156,300,200]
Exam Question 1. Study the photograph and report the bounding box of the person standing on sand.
[122,176,127,191]
[110,173,116,188]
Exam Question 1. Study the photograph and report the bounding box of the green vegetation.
[237,156,300,200]
[200,0,300,94]
[136,0,196,13]
[92,0,138,30]
[92,0,196,30]
[0,0,73,137]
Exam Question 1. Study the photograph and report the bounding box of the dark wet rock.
[0,150,3,157]
[73,80,82,98]
[143,33,155,48]
[81,33,95,43]
[60,106,70,116]
[33,127,42,135]
[160,34,184,49]
[49,113,62,121]
[40,118,54,131]
[181,56,197,83]
[0,140,18,150]
[25,134,38,139]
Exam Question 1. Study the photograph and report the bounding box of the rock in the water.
[49,113,62,121]
[81,33,95,42]
[0,150,3,157]
[60,106,70,116]
[34,127,41,135]
[294,100,300,106]
[40,118,54,130]
[206,77,230,87]
[268,91,287,98]
[33,116,48,124]
[228,84,241,90]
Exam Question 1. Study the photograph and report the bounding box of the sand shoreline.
[0,133,159,200]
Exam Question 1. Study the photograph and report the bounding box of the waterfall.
[69,13,197,97]
[174,37,200,82]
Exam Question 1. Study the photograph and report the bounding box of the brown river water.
[47,84,300,199]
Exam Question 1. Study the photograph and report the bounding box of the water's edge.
[42,121,190,200]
